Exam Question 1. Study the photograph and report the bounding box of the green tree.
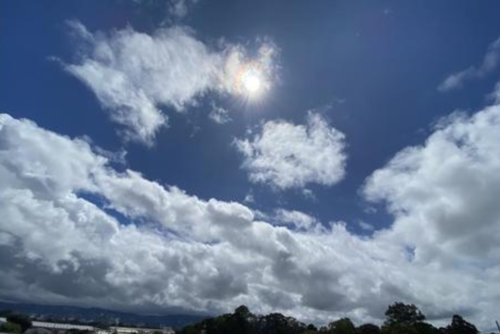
[0,322,23,334]
[384,303,425,327]
[413,322,439,334]
[235,305,251,318]
[260,313,306,334]
[357,324,380,334]
[306,324,317,331]
[6,313,32,332]
[381,323,418,334]
[327,318,356,334]
[445,315,478,334]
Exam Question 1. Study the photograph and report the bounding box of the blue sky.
[2,0,500,228]
[2,0,500,330]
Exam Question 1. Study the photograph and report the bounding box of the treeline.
[0,312,33,333]
[178,303,483,334]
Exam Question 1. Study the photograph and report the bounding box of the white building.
[0,317,174,334]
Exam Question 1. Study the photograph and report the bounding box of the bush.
[6,313,32,332]
[0,321,23,333]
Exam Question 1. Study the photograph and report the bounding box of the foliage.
[178,306,307,334]
[235,305,251,318]
[356,324,380,334]
[326,318,356,334]
[177,302,481,334]
[66,329,93,334]
[306,324,317,331]
[0,321,23,333]
[413,322,440,334]
[6,313,33,332]
[384,303,425,327]
[445,315,478,334]
[381,303,440,334]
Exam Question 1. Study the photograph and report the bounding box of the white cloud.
[208,103,231,124]
[234,112,347,190]
[438,37,500,92]
[273,209,320,231]
[167,0,199,19]
[363,102,500,328]
[3,109,500,330]
[357,220,374,232]
[65,22,278,144]
[363,106,500,263]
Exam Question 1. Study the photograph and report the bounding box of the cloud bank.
[2,104,500,329]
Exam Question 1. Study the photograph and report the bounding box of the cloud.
[2,109,500,330]
[363,106,500,262]
[363,102,500,328]
[64,22,278,144]
[208,103,231,124]
[273,209,320,231]
[234,112,347,190]
[438,36,500,92]
[167,0,199,19]
[357,220,374,232]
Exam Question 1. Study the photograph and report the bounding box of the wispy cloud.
[438,36,500,92]
[167,0,199,19]
[208,103,231,124]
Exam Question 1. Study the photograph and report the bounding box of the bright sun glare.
[242,71,262,94]
[234,63,267,100]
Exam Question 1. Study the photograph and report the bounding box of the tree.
[327,318,356,334]
[413,322,439,334]
[306,324,318,331]
[445,315,478,334]
[260,313,306,334]
[235,305,251,318]
[6,313,32,332]
[0,322,23,334]
[357,324,380,334]
[384,303,425,327]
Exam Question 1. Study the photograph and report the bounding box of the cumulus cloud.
[2,109,500,329]
[273,209,320,231]
[363,102,500,328]
[364,105,500,263]
[64,22,278,144]
[234,112,347,190]
[438,36,500,92]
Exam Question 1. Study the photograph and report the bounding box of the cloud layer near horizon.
[2,101,500,329]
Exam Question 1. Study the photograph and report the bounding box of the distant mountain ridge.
[0,301,207,329]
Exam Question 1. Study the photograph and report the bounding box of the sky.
[2,0,500,330]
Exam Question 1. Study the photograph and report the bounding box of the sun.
[242,70,262,95]
[233,62,268,100]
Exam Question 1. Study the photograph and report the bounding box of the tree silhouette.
[357,324,381,334]
[445,315,478,334]
[6,313,32,332]
[327,318,356,334]
[384,302,425,327]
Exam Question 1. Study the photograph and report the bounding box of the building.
[0,318,174,334]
